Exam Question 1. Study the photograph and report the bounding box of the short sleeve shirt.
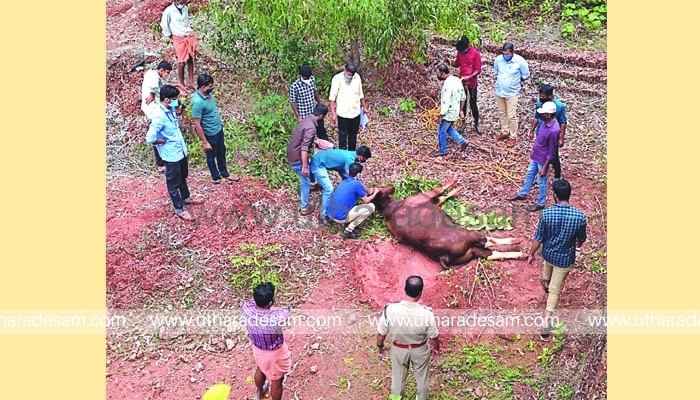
[191,91,223,136]
[327,177,366,219]
[377,300,439,344]
[289,77,318,119]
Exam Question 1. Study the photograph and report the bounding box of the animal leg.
[487,251,527,261]
[485,237,523,248]
[438,255,451,270]
[435,188,460,207]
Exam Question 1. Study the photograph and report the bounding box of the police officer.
[376,276,440,400]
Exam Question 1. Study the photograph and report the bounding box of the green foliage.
[397,97,416,113]
[557,384,574,400]
[247,93,298,188]
[205,0,480,84]
[560,0,607,37]
[443,202,513,231]
[378,107,391,117]
[392,175,441,200]
[587,251,606,273]
[230,243,282,291]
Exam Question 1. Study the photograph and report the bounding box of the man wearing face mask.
[289,65,328,140]
[191,74,238,184]
[329,63,369,151]
[447,36,482,134]
[529,84,567,180]
[146,85,203,222]
[494,42,530,147]
[161,0,197,90]
[432,64,468,157]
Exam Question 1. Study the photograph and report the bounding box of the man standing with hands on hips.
[376,275,440,400]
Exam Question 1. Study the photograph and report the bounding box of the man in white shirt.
[141,61,186,172]
[161,0,197,89]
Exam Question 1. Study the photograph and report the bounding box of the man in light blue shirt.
[145,85,203,221]
[494,42,530,147]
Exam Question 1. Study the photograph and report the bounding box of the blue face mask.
[205,87,214,94]
[169,99,179,108]
[460,49,468,55]
[503,54,513,62]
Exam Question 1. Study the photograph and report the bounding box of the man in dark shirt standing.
[508,101,560,212]
[287,103,328,215]
[242,282,292,400]
[526,179,587,338]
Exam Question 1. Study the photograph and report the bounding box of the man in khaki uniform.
[376,276,440,400]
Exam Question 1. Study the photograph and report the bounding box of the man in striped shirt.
[242,282,292,400]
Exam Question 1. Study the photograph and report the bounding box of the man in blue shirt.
[327,163,378,238]
[529,84,568,180]
[145,85,203,221]
[526,179,587,339]
[191,74,239,185]
[310,146,372,226]
[494,42,530,147]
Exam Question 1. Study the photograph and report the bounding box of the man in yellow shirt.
[328,64,369,151]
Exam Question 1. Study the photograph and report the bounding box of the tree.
[204,0,480,81]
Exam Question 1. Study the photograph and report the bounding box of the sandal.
[175,210,195,222]
[225,175,240,183]
[253,382,269,400]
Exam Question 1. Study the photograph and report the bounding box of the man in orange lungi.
[161,0,197,89]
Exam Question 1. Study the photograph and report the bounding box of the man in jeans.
[508,101,559,212]
[287,103,328,215]
[529,84,568,180]
[310,146,372,227]
[191,73,238,184]
[432,64,468,157]
[526,179,587,339]
[140,60,187,173]
[494,42,530,147]
[145,85,203,221]
[327,163,378,239]
[241,282,292,400]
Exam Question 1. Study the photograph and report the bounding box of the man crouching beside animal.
[371,179,526,269]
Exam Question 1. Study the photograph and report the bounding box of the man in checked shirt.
[526,179,587,340]
[242,282,292,400]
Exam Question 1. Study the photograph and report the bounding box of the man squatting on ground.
[327,162,378,239]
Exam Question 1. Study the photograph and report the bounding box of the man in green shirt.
[191,74,238,184]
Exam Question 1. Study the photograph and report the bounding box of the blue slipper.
[253,382,269,400]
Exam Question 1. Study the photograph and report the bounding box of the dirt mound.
[350,241,545,312]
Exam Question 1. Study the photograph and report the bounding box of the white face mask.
[301,78,311,85]
[175,3,185,9]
